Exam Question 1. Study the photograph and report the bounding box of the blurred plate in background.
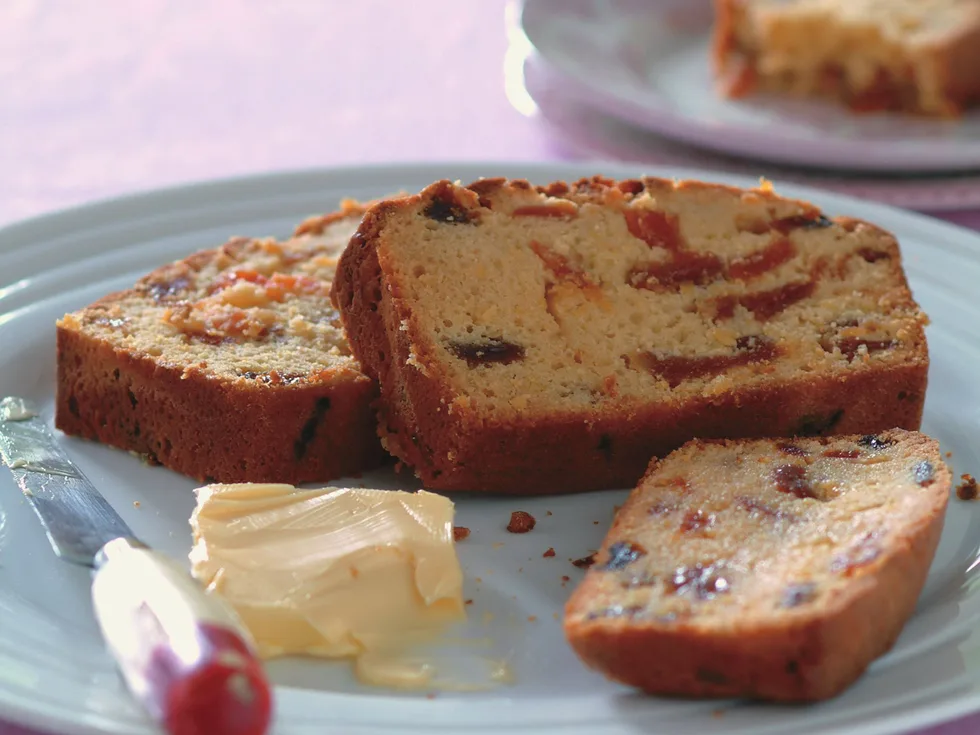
[520,0,980,173]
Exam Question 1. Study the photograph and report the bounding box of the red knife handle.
[92,538,272,735]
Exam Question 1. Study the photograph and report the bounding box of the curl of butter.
[189,484,465,663]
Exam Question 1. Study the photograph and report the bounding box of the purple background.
[1,2,979,734]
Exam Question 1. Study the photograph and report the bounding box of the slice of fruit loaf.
[332,176,928,493]
[56,201,384,484]
[564,430,951,701]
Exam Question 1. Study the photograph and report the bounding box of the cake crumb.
[572,553,597,569]
[946,451,953,458]
[956,473,978,500]
[561,575,571,584]
[426,693,437,700]
[132,501,141,508]
[543,547,556,558]
[546,510,553,516]
[492,542,504,549]
[507,510,536,533]
[592,520,599,525]
[465,599,474,605]
[453,526,471,541]
[528,615,537,622]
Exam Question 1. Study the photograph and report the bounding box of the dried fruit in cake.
[56,201,384,484]
[332,176,928,493]
[713,0,980,116]
[564,430,951,701]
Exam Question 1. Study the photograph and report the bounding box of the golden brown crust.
[55,327,381,483]
[56,206,386,484]
[293,198,377,238]
[934,22,980,114]
[712,0,759,98]
[332,176,929,494]
[712,0,740,68]
[564,430,950,701]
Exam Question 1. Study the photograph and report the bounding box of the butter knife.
[0,397,272,735]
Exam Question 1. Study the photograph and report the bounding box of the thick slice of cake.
[564,430,950,701]
[56,201,384,484]
[332,176,928,493]
[713,0,980,116]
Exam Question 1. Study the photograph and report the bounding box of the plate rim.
[517,50,980,213]
[518,0,980,175]
[3,160,980,735]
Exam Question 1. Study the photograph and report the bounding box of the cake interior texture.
[564,430,950,700]
[56,202,383,484]
[333,176,928,493]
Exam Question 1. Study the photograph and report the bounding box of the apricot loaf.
[564,430,951,701]
[56,201,384,484]
[713,0,980,116]
[332,176,928,494]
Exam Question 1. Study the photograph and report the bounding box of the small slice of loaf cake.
[565,430,950,701]
[56,201,384,484]
[713,0,980,116]
[332,176,928,493]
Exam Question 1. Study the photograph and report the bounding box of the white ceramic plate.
[514,49,980,213]
[2,162,980,735]
[519,0,980,173]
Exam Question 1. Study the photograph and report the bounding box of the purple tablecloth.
[1,2,979,734]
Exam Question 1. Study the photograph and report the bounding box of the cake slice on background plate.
[713,0,980,116]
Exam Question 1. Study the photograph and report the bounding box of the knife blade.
[0,397,131,565]
[0,397,272,735]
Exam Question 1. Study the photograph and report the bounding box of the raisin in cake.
[332,176,928,494]
[56,201,384,484]
[565,430,950,701]
[714,0,980,116]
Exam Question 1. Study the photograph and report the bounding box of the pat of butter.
[189,484,465,661]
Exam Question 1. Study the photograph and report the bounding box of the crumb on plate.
[956,473,978,500]
[507,510,536,533]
